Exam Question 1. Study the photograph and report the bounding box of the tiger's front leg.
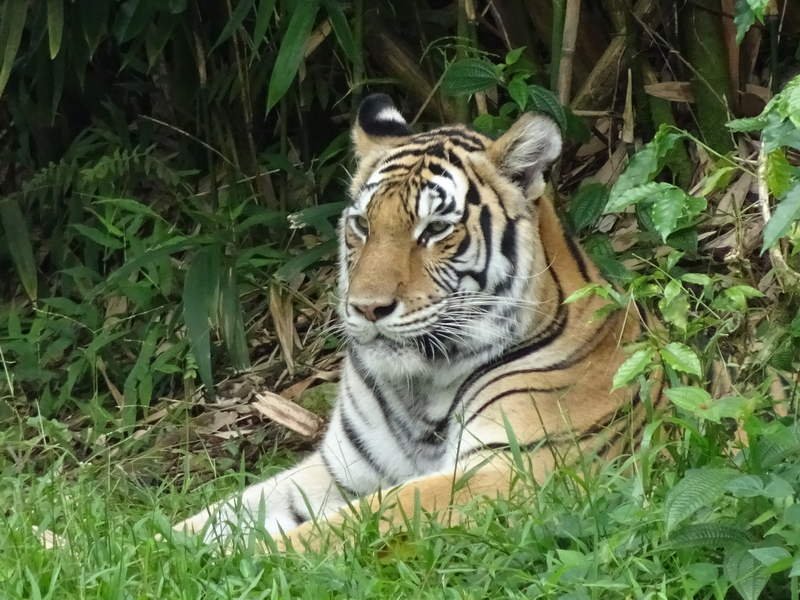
[279,457,517,554]
[173,451,348,544]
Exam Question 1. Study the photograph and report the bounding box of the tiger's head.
[340,94,562,376]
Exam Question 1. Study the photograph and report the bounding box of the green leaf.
[70,224,124,250]
[660,342,702,376]
[658,279,689,331]
[253,0,277,51]
[666,386,712,415]
[605,182,674,214]
[505,46,525,65]
[612,348,654,390]
[183,247,221,398]
[699,166,736,197]
[46,0,64,59]
[725,546,769,600]
[323,0,356,62]
[0,198,38,300]
[507,75,528,111]
[266,0,320,111]
[607,128,684,203]
[567,183,608,234]
[727,115,767,132]
[211,0,254,52]
[441,58,500,96]
[667,523,750,549]
[762,182,800,251]
[527,85,566,131]
[664,468,737,532]
[80,0,109,57]
[651,187,689,241]
[274,238,336,281]
[726,475,765,497]
[765,149,795,198]
[0,0,29,98]
[218,263,250,372]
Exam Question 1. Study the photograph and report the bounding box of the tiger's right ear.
[352,94,412,161]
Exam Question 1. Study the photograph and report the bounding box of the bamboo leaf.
[274,238,336,282]
[253,0,277,51]
[0,198,38,301]
[211,0,254,52]
[218,263,250,372]
[0,0,29,99]
[266,0,320,111]
[183,247,220,398]
[70,224,124,249]
[441,58,500,96]
[762,183,800,251]
[322,0,356,62]
[664,468,737,532]
[46,0,64,59]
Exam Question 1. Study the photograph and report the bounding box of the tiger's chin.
[347,326,506,385]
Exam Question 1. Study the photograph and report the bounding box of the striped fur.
[174,95,652,549]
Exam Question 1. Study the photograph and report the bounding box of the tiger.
[173,94,652,551]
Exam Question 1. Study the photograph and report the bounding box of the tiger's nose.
[349,299,398,322]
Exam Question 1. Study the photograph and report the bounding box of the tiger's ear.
[488,113,562,199]
[352,94,412,161]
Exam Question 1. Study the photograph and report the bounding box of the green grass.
[3,419,789,600]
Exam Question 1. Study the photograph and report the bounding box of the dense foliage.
[1,1,800,598]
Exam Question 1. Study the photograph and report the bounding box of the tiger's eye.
[425,220,451,235]
[351,214,369,235]
[418,220,453,246]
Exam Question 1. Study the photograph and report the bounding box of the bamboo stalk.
[558,0,581,104]
[680,0,734,153]
[571,0,658,110]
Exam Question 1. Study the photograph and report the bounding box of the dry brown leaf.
[643,81,694,103]
[252,391,324,440]
[269,283,298,375]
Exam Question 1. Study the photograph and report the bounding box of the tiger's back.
[174,94,650,549]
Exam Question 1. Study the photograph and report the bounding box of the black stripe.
[465,180,481,205]
[288,495,307,525]
[427,162,453,179]
[383,143,445,165]
[564,234,591,282]
[319,447,361,498]
[349,350,417,448]
[461,205,492,289]
[465,385,570,426]
[455,297,567,400]
[340,410,388,477]
[416,127,486,148]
